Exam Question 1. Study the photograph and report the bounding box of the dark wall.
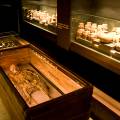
[0,0,19,33]
[71,0,120,20]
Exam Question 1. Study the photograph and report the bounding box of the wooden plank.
[93,87,120,117]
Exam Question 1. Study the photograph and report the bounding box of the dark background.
[71,0,120,20]
[0,0,19,33]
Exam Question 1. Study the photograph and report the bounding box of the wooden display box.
[0,33,29,50]
[0,45,92,120]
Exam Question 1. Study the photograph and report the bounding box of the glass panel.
[71,12,120,61]
[21,0,57,34]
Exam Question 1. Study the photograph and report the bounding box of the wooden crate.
[0,45,93,120]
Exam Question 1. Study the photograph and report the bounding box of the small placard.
[57,23,69,30]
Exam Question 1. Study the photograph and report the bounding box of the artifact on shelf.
[76,21,120,51]
[24,9,57,27]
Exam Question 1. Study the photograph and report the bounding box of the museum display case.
[70,12,120,75]
[20,0,57,42]
[0,32,29,50]
[0,44,92,120]
[57,0,120,75]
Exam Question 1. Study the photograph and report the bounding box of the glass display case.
[71,12,120,64]
[0,44,92,120]
[57,0,120,75]
[0,32,29,50]
[21,0,57,34]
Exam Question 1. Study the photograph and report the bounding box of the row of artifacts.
[24,8,57,27]
[76,22,120,51]
[22,8,120,52]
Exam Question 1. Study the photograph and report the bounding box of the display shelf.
[70,41,120,75]
[71,12,120,59]
[24,20,56,35]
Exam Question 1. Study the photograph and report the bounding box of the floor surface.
[0,98,11,120]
